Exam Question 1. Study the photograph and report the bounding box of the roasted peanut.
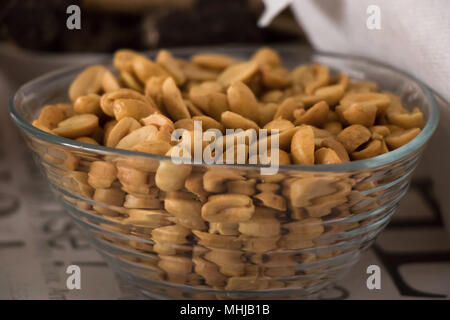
[174,119,195,131]
[123,209,172,229]
[184,173,209,202]
[162,77,191,121]
[203,168,245,193]
[315,136,350,162]
[132,55,169,83]
[336,124,372,153]
[193,230,241,250]
[339,92,391,115]
[291,63,329,95]
[164,193,206,230]
[226,81,260,123]
[115,125,159,150]
[385,128,421,149]
[315,147,342,164]
[193,257,227,287]
[291,125,315,165]
[105,117,141,147]
[76,137,99,145]
[144,76,165,108]
[240,235,280,253]
[253,192,286,211]
[64,171,93,198]
[209,222,239,236]
[299,73,348,107]
[339,103,377,127]
[274,97,305,122]
[123,193,161,210]
[152,224,190,244]
[88,161,117,189]
[202,194,255,223]
[351,139,385,160]
[238,209,280,237]
[204,248,246,277]
[120,70,144,92]
[192,115,225,133]
[294,101,329,126]
[323,121,343,135]
[347,81,378,93]
[36,105,67,130]
[189,88,228,121]
[113,49,142,73]
[132,140,172,155]
[102,70,121,93]
[217,61,259,87]
[227,179,256,196]
[69,65,107,101]
[289,177,337,208]
[387,107,423,129]
[113,98,157,121]
[258,103,279,126]
[264,118,294,132]
[283,218,324,239]
[251,47,281,68]
[192,53,237,70]
[260,65,291,89]
[52,114,99,139]
[100,88,155,117]
[155,150,192,192]
[156,50,186,85]
[74,94,102,116]
[93,187,126,216]
[251,251,297,267]
[261,90,284,104]
[158,255,192,275]
[225,276,270,291]
[179,61,219,81]
[221,111,259,131]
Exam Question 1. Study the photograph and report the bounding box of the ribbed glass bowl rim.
[9,46,440,172]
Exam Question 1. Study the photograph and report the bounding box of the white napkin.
[260,0,450,102]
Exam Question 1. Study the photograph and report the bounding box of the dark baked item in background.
[0,0,303,53]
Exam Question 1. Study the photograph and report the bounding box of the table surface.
[1,60,449,300]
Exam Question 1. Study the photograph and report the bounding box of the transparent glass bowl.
[10,47,439,299]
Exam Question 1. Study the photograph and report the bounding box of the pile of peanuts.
[31,47,424,293]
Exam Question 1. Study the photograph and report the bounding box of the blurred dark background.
[0,0,305,53]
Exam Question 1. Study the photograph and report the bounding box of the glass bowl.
[10,46,439,299]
